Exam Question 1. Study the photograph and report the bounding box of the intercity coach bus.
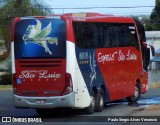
[11,13,150,114]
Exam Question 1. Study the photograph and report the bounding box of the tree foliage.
[0,0,52,51]
[0,0,51,21]
[145,0,160,31]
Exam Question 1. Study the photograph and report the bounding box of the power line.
[0,5,154,10]
[0,11,154,17]
[0,6,155,13]
[0,5,155,16]
[35,6,155,9]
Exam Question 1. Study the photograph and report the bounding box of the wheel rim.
[100,95,104,107]
[134,87,139,99]
[91,96,95,111]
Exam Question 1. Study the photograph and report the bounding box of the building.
[146,31,160,70]
[149,49,160,70]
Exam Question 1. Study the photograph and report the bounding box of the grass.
[148,82,160,88]
[145,105,160,110]
[0,85,12,90]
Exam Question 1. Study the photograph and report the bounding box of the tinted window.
[134,19,146,42]
[73,23,98,49]
[73,22,139,49]
[134,19,148,70]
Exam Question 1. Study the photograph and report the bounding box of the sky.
[42,0,155,16]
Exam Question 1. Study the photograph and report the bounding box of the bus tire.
[126,82,141,102]
[95,88,105,112]
[85,90,95,114]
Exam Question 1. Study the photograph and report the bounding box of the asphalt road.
[0,88,160,124]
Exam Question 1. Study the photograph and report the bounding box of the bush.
[149,82,160,88]
[0,74,12,85]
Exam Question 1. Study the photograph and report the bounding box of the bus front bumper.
[13,92,75,109]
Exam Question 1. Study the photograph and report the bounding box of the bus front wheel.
[126,82,141,102]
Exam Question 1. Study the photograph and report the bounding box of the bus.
[11,13,150,114]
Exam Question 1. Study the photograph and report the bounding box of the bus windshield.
[14,18,66,59]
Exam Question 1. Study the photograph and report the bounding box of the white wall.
[145,31,160,59]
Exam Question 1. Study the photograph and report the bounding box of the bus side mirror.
[142,41,155,57]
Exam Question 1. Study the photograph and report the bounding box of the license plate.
[36,99,47,104]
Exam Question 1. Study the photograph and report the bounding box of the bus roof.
[17,13,134,24]
[73,16,134,23]
[61,13,134,24]
[62,12,113,17]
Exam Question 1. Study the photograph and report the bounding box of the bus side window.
[114,27,121,47]
[103,27,111,48]
[83,26,93,49]
[97,24,104,48]
[111,26,120,48]
[73,22,82,48]
[128,25,139,50]
[91,24,100,48]
[118,26,123,46]
[121,26,129,47]
[74,22,94,49]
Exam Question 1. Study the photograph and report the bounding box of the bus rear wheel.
[85,90,95,114]
[95,88,105,112]
[126,82,141,102]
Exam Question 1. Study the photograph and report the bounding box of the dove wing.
[35,22,52,38]
[35,20,42,30]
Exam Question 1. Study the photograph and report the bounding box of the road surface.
[0,88,160,124]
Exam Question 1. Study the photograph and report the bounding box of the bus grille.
[19,59,62,68]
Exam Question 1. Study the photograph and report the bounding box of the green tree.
[0,0,52,51]
[0,0,52,71]
[0,0,51,21]
[145,0,160,30]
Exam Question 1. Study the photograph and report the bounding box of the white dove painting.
[89,53,97,86]
[22,20,58,55]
